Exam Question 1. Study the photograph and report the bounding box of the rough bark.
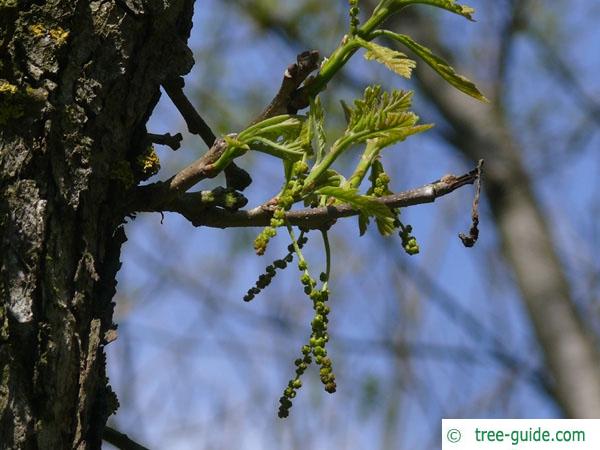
[0,1,194,448]
[396,10,600,418]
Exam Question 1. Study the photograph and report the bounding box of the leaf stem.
[301,1,397,99]
[287,225,306,266]
[321,230,331,289]
[251,137,305,161]
[238,115,302,140]
[302,39,361,98]
[346,141,381,189]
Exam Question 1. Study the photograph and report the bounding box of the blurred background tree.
[106,1,600,448]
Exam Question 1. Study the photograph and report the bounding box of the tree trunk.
[0,1,194,447]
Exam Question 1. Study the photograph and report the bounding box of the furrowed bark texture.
[0,1,194,448]
[396,10,600,418]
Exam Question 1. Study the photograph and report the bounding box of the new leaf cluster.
[229,0,486,417]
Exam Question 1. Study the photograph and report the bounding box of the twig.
[459,159,484,247]
[129,138,230,211]
[162,77,216,146]
[103,426,150,450]
[154,165,480,229]
[132,51,321,212]
[252,50,320,123]
[162,77,252,191]
[147,132,183,150]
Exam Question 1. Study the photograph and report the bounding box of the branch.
[252,50,320,123]
[147,132,182,150]
[162,77,252,191]
[153,166,480,229]
[162,77,216,146]
[103,426,150,450]
[131,52,321,212]
[128,137,230,211]
[459,159,483,247]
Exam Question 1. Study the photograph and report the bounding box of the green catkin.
[244,233,308,302]
[368,161,420,253]
[349,0,360,35]
[278,227,336,418]
[399,223,420,255]
[253,161,309,255]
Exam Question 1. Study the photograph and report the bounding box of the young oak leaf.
[389,0,475,21]
[357,38,416,79]
[375,215,397,236]
[238,115,311,161]
[385,32,487,101]
[309,96,327,161]
[419,0,475,20]
[346,87,433,146]
[358,212,370,236]
[302,88,431,191]
[347,87,412,131]
[315,186,395,222]
[238,115,306,143]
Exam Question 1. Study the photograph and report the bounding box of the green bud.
[293,161,309,175]
[319,305,330,315]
